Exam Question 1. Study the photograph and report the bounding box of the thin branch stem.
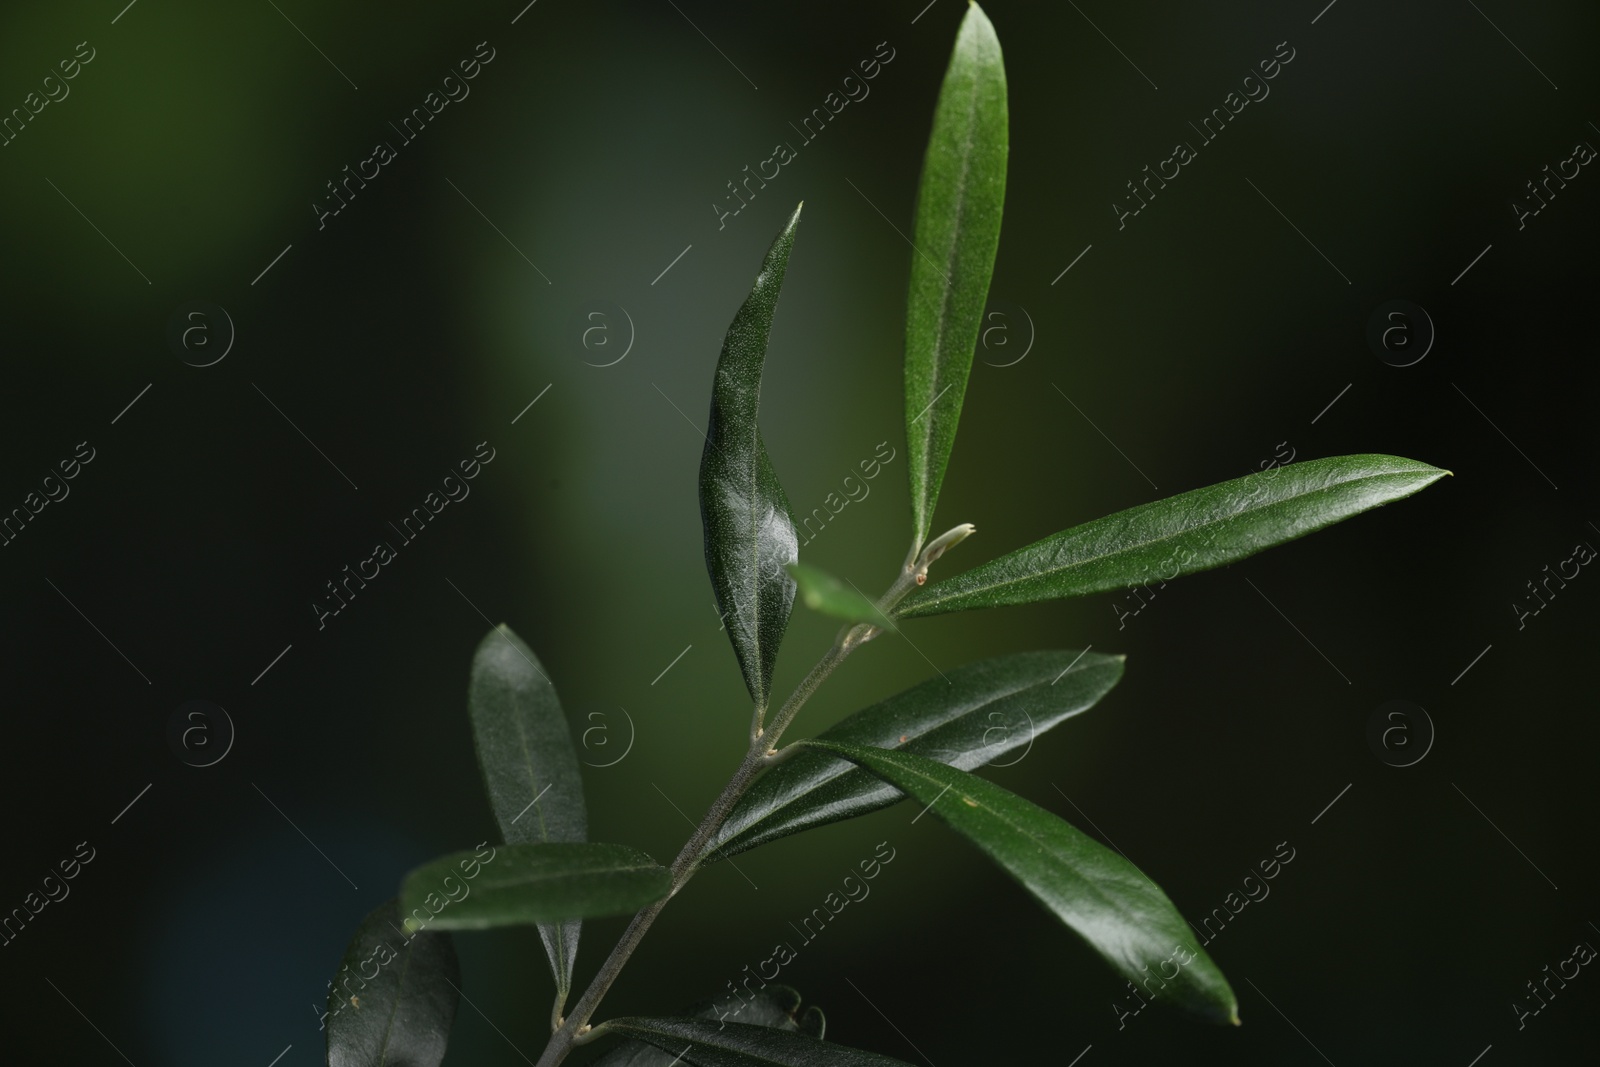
[533,617,860,1065]
[533,531,970,1066]
[534,748,768,1066]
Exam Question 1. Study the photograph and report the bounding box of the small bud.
[914,523,976,580]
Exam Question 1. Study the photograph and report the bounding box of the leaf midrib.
[375,935,416,1067]
[477,859,660,891]
[515,713,577,979]
[515,718,553,845]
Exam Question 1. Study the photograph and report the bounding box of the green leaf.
[602,1018,911,1067]
[593,986,824,1066]
[899,454,1450,618]
[799,741,1239,1025]
[786,563,894,629]
[398,843,669,930]
[467,624,587,1004]
[706,650,1123,861]
[325,898,460,1067]
[904,2,1008,552]
[701,204,805,708]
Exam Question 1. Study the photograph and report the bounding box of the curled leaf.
[701,205,805,707]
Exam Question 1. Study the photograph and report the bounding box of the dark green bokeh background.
[2,0,1597,1063]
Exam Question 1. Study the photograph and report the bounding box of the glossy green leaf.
[398,843,669,929]
[904,2,1008,551]
[800,741,1239,1025]
[701,204,805,708]
[786,563,893,629]
[602,1018,911,1067]
[325,898,460,1067]
[467,624,587,1004]
[593,986,824,1066]
[706,650,1123,861]
[900,454,1449,618]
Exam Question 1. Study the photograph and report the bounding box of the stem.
[533,629,859,1066]
[533,531,968,1067]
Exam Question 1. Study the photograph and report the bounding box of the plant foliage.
[322,7,1447,1064]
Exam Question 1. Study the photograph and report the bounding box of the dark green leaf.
[786,563,893,629]
[701,204,805,708]
[904,2,1008,551]
[707,650,1122,861]
[800,741,1239,1025]
[593,987,824,1066]
[603,1018,910,1067]
[398,843,669,930]
[325,898,460,1067]
[899,454,1449,617]
[467,624,587,1002]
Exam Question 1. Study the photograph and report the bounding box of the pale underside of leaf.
[468,625,587,1002]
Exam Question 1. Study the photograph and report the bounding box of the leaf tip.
[961,0,1000,38]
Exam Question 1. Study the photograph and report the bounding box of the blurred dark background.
[2,0,1597,1063]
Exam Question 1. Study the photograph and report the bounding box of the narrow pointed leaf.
[594,986,824,1066]
[900,454,1449,618]
[800,741,1239,1025]
[325,899,460,1067]
[603,1018,911,1067]
[399,843,669,929]
[786,563,894,629]
[706,650,1122,861]
[904,2,1008,551]
[467,624,586,1003]
[701,204,805,707]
